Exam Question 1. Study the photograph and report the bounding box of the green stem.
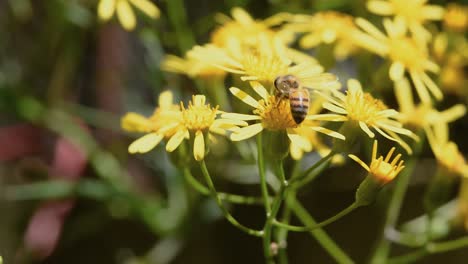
[165,0,195,53]
[257,134,272,214]
[290,151,334,188]
[199,161,263,237]
[369,133,425,264]
[272,202,360,232]
[263,160,288,264]
[388,237,468,264]
[183,168,266,205]
[289,197,355,264]
[276,160,301,264]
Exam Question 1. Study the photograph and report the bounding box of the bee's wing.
[301,73,340,90]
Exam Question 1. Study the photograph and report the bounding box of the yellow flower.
[123,92,245,161]
[98,0,160,31]
[287,11,361,60]
[427,124,468,178]
[444,4,468,32]
[210,7,292,51]
[354,17,442,104]
[310,79,416,153]
[432,33,468,97]
[122,91,183,153]
[221,82,345,146]
[161,53,226,79]
[394,77,466,133]
[366,0,444,41]
[188,37,338,89]
[349,140,405,184]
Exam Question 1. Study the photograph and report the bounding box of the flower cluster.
[119,3,468,257]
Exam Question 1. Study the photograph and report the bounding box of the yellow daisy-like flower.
[287,11,361,60]
[210,7,288,50]
[98,0,160,31]
[221,81,344,145]
[310,79,416,153]
[122,92,245,161]
[443,4,468,32]
[394,77,466,133]
[427,125,468,178]
[188,37,338,89]
[161,53,226,79]
[349,140,405,184]
[354,17,442,104]
[366,0,444,42]
[122,91,183,153]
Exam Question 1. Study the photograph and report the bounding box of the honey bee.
[274,74,310,125]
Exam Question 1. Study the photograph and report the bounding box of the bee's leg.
[275,93,287,107]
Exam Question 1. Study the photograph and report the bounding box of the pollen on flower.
[181,95,219,132]
[242,51,290,83]
[345,90,389,125]
[254,96,297,130]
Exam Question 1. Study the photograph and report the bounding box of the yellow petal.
[422,5,445,20]
[231,7,253,25]
[389,61,405,81]
[230,123,263,141]
[116,0,136,30]
[394,78,414,114]
[347,79,362,91]
[250,81,269,101]
[287,133,312,152]
[307,114,348,122]
[300,33,322,48]
[193,95,207,106]
[121,112,151,132]
[322,29,337,43]
[129,0,160,18]
[420,72,443,100]
[439,104,466,123]
[290,144,304,160]
[348,154,371,172]
[355,17,387,42]
[193,130,205,161]
[166,130,186,152]
[221,113,261,121]
[367,0,394,15]
[158,91,174,109]
[312,127,346,140]
[229,87,261,109]
[410,70,431,104]
[98,0,116,20]
[128,133,163,153]
[323,102,348,115]
[359,121,375,138]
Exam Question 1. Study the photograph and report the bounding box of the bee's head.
[274,75,299,93]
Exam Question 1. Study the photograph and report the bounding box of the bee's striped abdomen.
[289,89,310,124]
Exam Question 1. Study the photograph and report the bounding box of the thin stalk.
[276,160,301,264]
[289,197,355,264]
[272,202,360,232]
[369,133,425,264]
[183,168,266,205]
[257,134,272,214]
[388,236,468,264]
[290,151,334,188]
[199,161,263,237]
[263,160,288,264]
[165,0,195,53]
